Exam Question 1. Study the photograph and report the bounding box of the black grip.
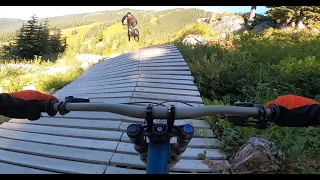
[36,102,47,112]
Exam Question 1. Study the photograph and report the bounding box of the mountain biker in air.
[121,12,138,33]
[0,90,319,127]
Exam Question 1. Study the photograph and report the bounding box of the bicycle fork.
[126,104,194,173]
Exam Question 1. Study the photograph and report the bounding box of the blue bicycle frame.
[146,142,170,174]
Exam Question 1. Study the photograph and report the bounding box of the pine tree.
[15,14,39,59]
[50,28,66,53]
[13,14,66,60]
[267,6,320,29]
[37,19,51,56]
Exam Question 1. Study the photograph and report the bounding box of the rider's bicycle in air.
[122,12,139,42]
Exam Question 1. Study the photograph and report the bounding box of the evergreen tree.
[50,28,66,53]
[267,6,320,29]
[37,19,51,56]
[12,14,66,60]
[15,14,39,59]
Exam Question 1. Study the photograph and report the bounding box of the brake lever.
[225,101,270,129]
[44,96,90,116]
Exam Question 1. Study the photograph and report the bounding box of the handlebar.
[39,96,279,167]
[50,102,272,119]
[41,96,280,129]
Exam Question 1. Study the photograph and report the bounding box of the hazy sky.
[0,6,269,20]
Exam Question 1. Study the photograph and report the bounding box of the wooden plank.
[141,47,179,52]
[54,87,135,98]
[66,79,137,89]
[9,118,121,131]
[74,74,139,84]
[140,56,185,62]
[0,129,118,151]
[0,137,113,164]
[119,122,212,137]
[60,83,136,92]
[102,59,139,66]
[72,76,195,89]
[141,45,178,52]
[56,92,133,100]
[132,92,203,104]
[104,166,145,174]
[0,149,107,174]
[75,68,138,79]
[135,87,200,96]
[73,72,138,83]
[139,58,185,64]
[139,70,191,75]
[140,47,179,51]
[60,82,136,92]
[140,52,182,58]
[138,78,195,85]
[68,78,138,88]
[137,82,198,91]
[139,66,189,71]
[116,142,226,160]
[121,134,221,148]
[74,74,138,84]
[139,62,187,67]
[140,74,194,81]
[141,47,178,52]
[110,153,229,172]
[94,64,139,74]
[93,64,138,74]
[0,122,123,141]
[0,162,57,174]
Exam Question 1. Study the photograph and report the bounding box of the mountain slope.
[0,8,210,42]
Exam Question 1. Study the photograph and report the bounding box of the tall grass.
[176,28,320,173]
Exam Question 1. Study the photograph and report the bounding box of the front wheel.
[134,29,139,42]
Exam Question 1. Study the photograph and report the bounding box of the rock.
[251,21,273,33]
[229,137,285,173]
[210,16,246,36]
[182,34,208,47]
[208,12,218,23]
[295,21,305,31]
[196,18,209,24]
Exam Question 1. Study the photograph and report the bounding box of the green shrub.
[176,29,320,103]
[35,67,84,92]
[203,98,320,174]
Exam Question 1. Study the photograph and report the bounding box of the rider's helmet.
[127,12,131,15]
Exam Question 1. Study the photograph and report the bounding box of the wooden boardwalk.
[0,44,228,174]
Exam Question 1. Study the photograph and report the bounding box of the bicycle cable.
[121,100,194,107]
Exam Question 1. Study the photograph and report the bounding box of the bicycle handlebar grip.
[36,98,59,116]
[36,102,46,112]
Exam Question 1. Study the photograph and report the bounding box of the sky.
[0,6,269,20]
